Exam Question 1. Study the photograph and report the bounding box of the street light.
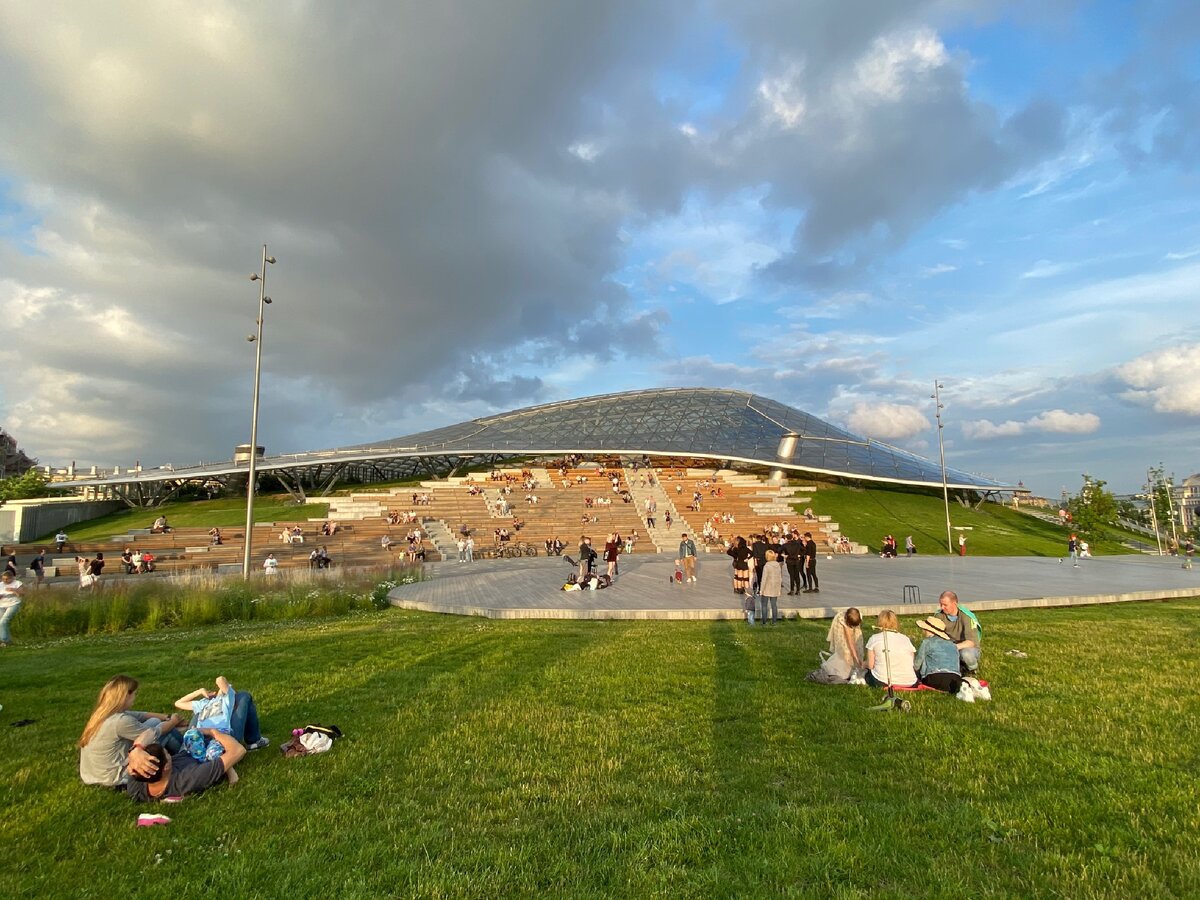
[242,245,276,578]
[1145,471,1163,555]
[931,380,953,554]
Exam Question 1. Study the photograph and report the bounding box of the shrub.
[11,565,424,639]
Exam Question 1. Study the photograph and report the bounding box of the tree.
[1067,475,1118,538]
[0,468,50,502]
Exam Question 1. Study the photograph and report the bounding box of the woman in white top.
[864,609,918,688]
[0,572,24,646]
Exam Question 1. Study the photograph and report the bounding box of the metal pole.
[1163,471,1180,551]
[932,380,952,554]
[1146,471,1162,555]
[242,245,274,578]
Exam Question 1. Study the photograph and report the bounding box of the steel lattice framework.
[51,388,1011,505]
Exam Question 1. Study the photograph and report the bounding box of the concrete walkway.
[389,552,1199,620]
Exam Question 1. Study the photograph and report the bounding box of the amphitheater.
[17,388,1010,581]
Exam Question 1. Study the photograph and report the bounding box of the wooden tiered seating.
[656,469,841,550]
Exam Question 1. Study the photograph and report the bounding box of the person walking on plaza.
[1068,533,1080,567]
[30,549,46,588]
[802,532,819,593]
[678,532,698,583]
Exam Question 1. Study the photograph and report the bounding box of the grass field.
[46,497,331,544]
[3,598,1198,897]
[804,484,1142,557]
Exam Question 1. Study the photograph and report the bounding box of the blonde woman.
[864,610,918,689]
[79,675,183,788]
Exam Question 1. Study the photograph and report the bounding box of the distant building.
[1179,473,1200,533]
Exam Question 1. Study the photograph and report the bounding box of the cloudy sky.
[1,0,1198,499]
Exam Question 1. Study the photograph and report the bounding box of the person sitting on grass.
[864,610,918,689]
[79,675,185,788]
[934,590,981,674]
[914,617,963,694]
[174,675,269,752]
[126,729,246,802]
[806,607,864,684]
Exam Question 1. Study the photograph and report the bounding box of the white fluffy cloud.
[963,408,1101,440]
[844,402,930,441]
[1115,343,1200,415]
[1027,409,1102,434]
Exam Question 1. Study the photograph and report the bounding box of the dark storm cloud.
[0,1,1075,464]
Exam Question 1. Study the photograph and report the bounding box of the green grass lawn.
[46,496,331,544]
[804,484,1137,557]
[3,599,1198,897]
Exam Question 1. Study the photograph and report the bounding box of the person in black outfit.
[802,532,819,594]
[749,535,769,596]
[782,531,805,595]
[726,536,752,595]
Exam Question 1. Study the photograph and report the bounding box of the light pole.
[1145,472,1163,555]
[931,380,953,554]
[1162,468,1180,551]
[242,245,276,579]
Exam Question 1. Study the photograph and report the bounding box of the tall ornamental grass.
[11,566,422,638]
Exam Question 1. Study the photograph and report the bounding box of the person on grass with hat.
[934,590,981,674]
[914,617,963,694]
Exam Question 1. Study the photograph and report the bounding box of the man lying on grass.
[126,729,245,802]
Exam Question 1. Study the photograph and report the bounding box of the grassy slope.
[2,601,1198,897]
[44,497,331,543]
[804,484,1137,557]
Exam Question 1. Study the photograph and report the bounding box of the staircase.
[622,465,696,552]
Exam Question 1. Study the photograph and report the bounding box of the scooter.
[867,627,912,713]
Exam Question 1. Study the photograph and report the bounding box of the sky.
[1,0,1198,500]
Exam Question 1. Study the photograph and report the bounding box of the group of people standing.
[727,531,821,596]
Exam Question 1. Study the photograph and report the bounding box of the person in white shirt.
[0,572,24,646]
[263,553,279,576]
[864,609,918,688]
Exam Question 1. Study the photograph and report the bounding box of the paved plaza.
[389,552,1200,620]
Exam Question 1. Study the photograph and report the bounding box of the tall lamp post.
[1145,471,1163,556]
[1162,468,1180,551]
[242,245,276,578]
[932,380,953,554]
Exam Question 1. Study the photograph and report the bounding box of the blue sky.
[0,1,1197,499]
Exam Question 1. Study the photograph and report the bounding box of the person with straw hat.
[914,616,963,694]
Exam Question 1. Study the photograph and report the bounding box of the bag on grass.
[280,723,343,758]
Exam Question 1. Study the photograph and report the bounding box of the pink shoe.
[137,813,172,827]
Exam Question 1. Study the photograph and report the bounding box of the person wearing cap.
[934,590,981,673]
[914,617,963,694]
